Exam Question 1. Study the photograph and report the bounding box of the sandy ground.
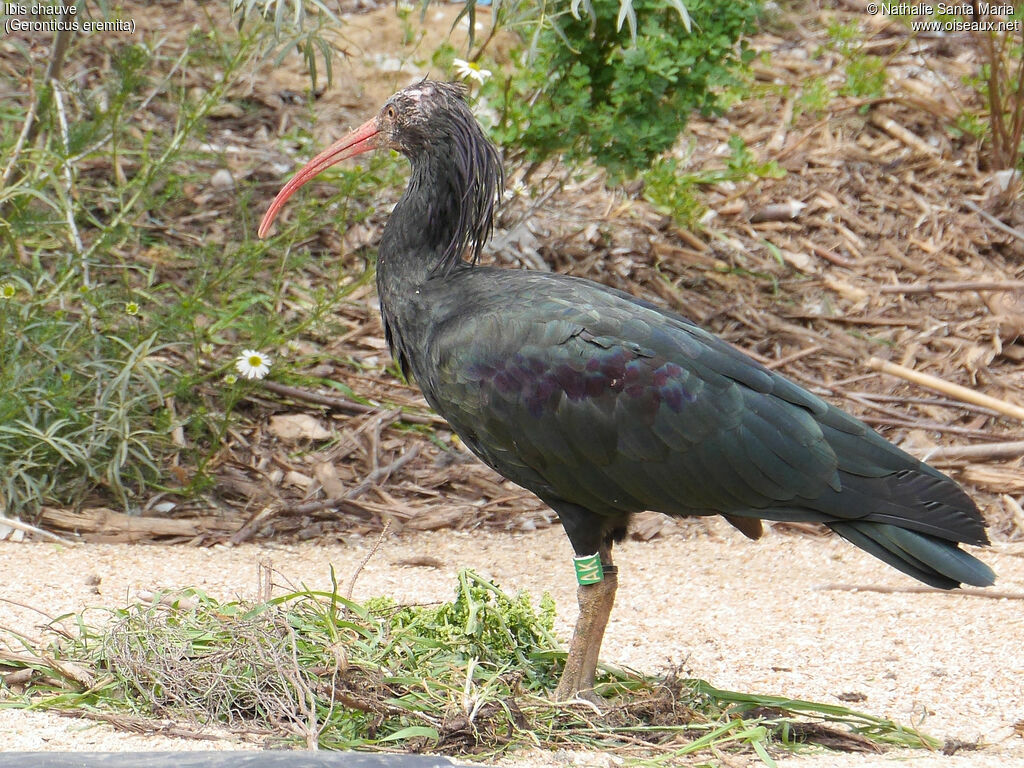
[0,523,1021,766]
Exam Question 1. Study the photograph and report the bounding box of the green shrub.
[482,0,761,180]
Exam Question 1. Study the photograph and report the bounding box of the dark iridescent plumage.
[260,81,995,701]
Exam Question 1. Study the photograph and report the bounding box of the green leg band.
[573,553,604,585]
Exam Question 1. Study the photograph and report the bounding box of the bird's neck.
[378,153,472,289]
[375,151,477,378]
[375,129,500,377]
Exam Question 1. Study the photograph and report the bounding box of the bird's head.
[258,80,501,243]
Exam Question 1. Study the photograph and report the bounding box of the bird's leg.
[555,544,617,703]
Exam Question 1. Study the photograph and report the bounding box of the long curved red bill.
[258,117,380,239]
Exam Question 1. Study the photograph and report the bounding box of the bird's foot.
[553,684,605,711]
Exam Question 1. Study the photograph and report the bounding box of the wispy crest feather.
[426,83,504,274]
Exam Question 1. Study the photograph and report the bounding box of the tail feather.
[830,521,995,589]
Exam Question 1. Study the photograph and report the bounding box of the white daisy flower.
[503,179,528,200]
[453,58,492,84]
[235,349,272,380]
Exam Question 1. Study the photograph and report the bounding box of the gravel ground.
[0,523,1021,766]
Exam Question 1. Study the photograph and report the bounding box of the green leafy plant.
[480,0,761,181]
[231,0,340,88]
[643,134,785,226]
[842,53,887,99]
[822,19,888,100]
[796,75,833,118]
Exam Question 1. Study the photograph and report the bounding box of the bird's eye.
[384,105,397,120]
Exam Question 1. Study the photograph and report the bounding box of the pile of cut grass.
[0,569,937,762]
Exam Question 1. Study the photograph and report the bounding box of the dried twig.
[228,506,278,546]
[345,518,391,605]
[859,415,997,440]
[962,199,1024,243]
[766,95,795,152]
[0,98,37,187]
[39,506,235,540]
[55,710,236,741]
[765,344,822,370]
[260,380,444,426]
[284,444,421,516]
[51,81,85,265]
[847,391,1003,418]
[0,515,71,544]
[867,357,1024,423]
[229,445,422,543]
[877,280,1024,294]
[869,111,940,156]
[925,440,1024,462]
[1,7,74,181]
[1003,494,1024,536]
[798,237,855,268]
